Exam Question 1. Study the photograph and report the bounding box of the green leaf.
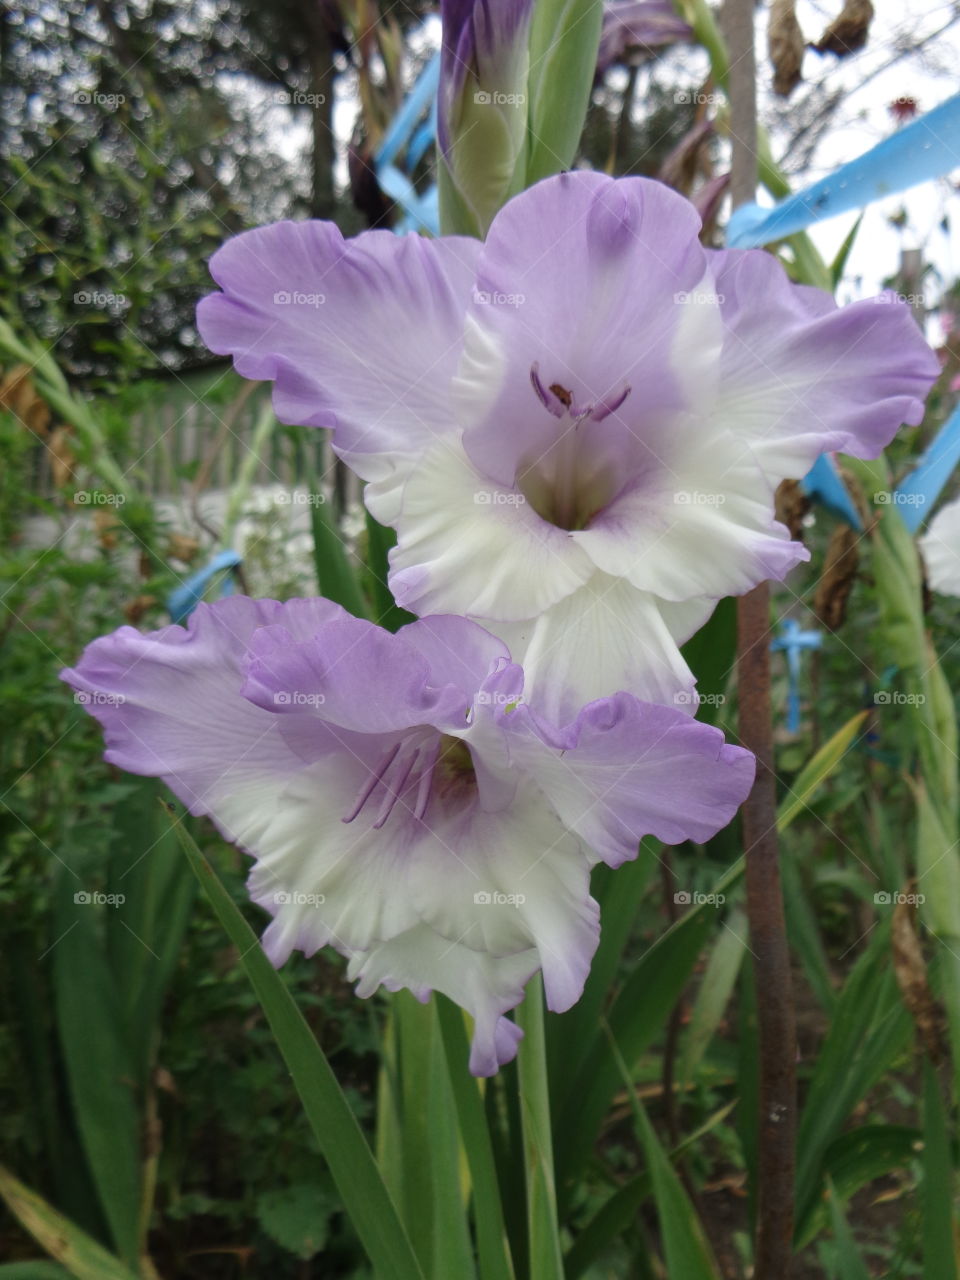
[677,908,749,1088]
[830,215,865,290]
[555,891,717,1190]
[796,1126,919,1248]
[394,994,438,1270]
[564,1101,735,1279]
[51,868,141,1267]
[517,977,564,1280]
[0,1168,140,1280]
[780,852,837,1014]
[548,845,658,1108]
[777,711,869,833]
[680,597,737,726]
[106,780,195,1083]
[436,998,516,1280]
[794,922,912,1234]
[0,1265,72,1279]
[391,993,474,1278]
[914,782,960,1098]
[605,1031,722,1278]
[525,0,603,183]
[309,497,369,619]
[823,1177,871,1280]
[427,1009,476,1280]
[168,812,425,1280]
[922,1061,958,1280]
[364,512,414,631]
[256,1182,338,1261]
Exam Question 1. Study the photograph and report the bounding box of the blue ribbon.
[374,50,441,236]
[167,548,242,624]
[893,402,960,533]
[728,92,960,248]
[771,618,822,734]
[801,454,863,530]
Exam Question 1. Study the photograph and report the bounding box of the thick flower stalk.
[198,174,937,722]
[62,598,753,1074]
[439,0,534,234]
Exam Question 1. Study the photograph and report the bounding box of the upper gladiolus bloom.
[439,0,533,233]
[920,496,960,596]
[197,172,939,721]
[62,597,753,1074]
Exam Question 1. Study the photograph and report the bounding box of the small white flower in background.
[920,496,960,597]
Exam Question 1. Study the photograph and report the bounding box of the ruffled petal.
[240,614,476,735]
[453,172,719,487]
[493,573,698,721]
[60,597,346,816]
[709,248,940,479]
[495,692,755,865]
[571,418,807,600]
[387,437,594,620]
[197,222,479,479]
[247,759,598,1075]
[350,928,532,1074]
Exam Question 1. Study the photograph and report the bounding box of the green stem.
[516,977,564,1280]
[219,401,277,549]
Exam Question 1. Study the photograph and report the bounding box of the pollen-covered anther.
[529,361,631,424]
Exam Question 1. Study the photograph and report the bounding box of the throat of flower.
[341,732,476,829]
[521,362,631,531]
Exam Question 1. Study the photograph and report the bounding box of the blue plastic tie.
[801,454,863,530]
[771,618,822,733]
[167,548,242,624]
[728,92,960,248]
[893,402,960,533]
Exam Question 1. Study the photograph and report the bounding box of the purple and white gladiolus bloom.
[198,172,939,721]
[62,598,753,1074]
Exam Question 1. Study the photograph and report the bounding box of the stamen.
[413,738,440,820]
[372,746,420,830]
[591,385,631,422]
[341,741,401,824]
[530,362,566,419]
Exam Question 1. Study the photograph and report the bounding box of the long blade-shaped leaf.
[437,997,516,1280]
[51,869,141,1267]
[922,1061,958,1280]
[525,0,603,183]
[169,813,425,1280]
[605,1031,722,1279]
[0,1168,139,1280]
[517,977,564,1280]
[777,711,868,833]
[823,1177,871,1280]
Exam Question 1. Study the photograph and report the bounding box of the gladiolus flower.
[198,172,938,721]
[62,598,753,1074]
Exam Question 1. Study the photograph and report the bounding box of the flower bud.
[439,0,534,234]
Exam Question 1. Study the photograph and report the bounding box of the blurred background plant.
[3,0,960,1276]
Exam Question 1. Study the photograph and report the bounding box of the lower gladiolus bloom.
[62,599,753,1073]
[197,172,938,722]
